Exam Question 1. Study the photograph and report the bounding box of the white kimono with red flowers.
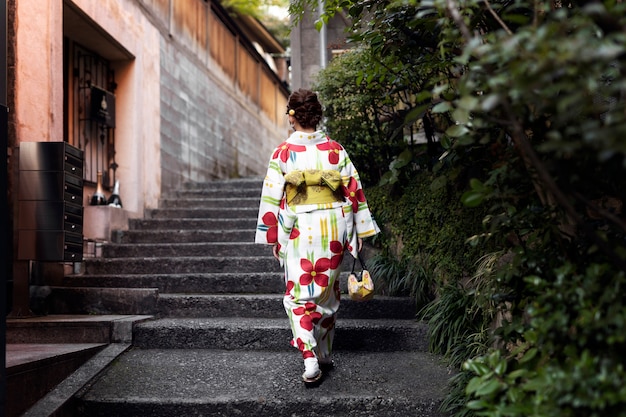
[255,130,379,362]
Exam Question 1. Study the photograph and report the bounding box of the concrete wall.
[290,8,350,90]
[156,18,288,190]
[140,0,289,192]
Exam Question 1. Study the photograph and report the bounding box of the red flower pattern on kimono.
[316,139,343,164]
[344,177,366,213]
[329,240,344,269]
[291,338,316,359]
[290,227,300,240]
[260,212,278,244]
[285,280,294,296]
[299,258,331,287]
[293,302,322,331]
[273,142,307,163]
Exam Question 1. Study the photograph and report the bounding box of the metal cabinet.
[17,142,84,262]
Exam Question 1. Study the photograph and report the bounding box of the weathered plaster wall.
[14,0,64,143]
[71,0,162,215]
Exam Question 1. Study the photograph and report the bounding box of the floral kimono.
[255,130,379,362]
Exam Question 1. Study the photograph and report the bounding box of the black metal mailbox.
[17,142,84,262]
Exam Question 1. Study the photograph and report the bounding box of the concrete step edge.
[133,317,429,351]
[74,349,450,417]
[156,293,417,319]
[7,314,154,344]
[22,343,132,417]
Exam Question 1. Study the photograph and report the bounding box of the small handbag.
[347,253,374,302]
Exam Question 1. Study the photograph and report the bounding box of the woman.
[255,89,379,384]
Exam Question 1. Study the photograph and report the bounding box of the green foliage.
[315,48,430,186]
[461,262,626,416]
[220,0,286,18]
[367,170,492,283]
[292,0,626,414]
[420,284,492,368]
[220,0,290,46]
[367,251,435,309]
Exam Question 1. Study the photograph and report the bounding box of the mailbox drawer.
[18,142,84,262]
[17,230,83,262]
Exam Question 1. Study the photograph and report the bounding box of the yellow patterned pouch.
[347,254,374,302]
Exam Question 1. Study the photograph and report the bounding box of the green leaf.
[430,175,447,191]
[453,108,470,124]
[458,95,479,111]
[519,347,538,364]
[466,400,489,410]
[356,72,364,86]
[494,360,507,376]
[476,378,502,396]
[440,136,452,149]
[432,101,452,114]
[446,124,470,138]
[481,94,500,111]
[462,190,484,207]
[466,376,483,394]
[469,178,486,191]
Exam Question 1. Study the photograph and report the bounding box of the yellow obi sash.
[284,169,345,206]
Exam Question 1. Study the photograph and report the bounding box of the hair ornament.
[288,109,295,116]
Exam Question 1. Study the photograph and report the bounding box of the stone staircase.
[63,178,451,416]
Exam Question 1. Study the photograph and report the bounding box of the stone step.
[159,196,260,209]
[60,272,284,294]
[157,294,417,319]
[114,229,256,244]
[59,271,393,298]
[148,207,258,219]
[84,256,281,275]
[74,349,450,417]
[47,287,159,315]
[6,315,153,344]
[76,349,450,417]
[128,217,257,231]
[102,242,268,258]
[171,186,261,198]
[45,285,412,320]
[132,318,429,352]
[181,177,263,190]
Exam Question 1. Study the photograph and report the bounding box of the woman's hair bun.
[288,89,322,129]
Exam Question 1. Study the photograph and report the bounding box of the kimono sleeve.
[340,151,380,239]
[255,156,285,245]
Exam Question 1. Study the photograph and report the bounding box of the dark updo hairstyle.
[287,89,323,129]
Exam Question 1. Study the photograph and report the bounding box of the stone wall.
[141,0,290,192]
[159,37,289,190]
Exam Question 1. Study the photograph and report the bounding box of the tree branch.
[446,0,473,42]
[502,101,626,272]
[481,0,513,35]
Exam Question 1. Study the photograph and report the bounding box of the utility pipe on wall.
[318,0,326,69]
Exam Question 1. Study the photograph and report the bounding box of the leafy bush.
[315,48,424,186]
[292,0,626,414]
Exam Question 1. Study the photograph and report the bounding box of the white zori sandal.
[302,357,322,383]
